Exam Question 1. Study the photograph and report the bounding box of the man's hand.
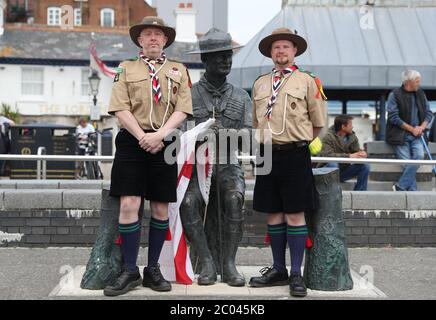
[210,123,220,135]
[350,151,367,158]
[138,131,165,151]
[358,150,368,158]
[148,142,165,154]
[414,126,425,137]
[411,126,423,137]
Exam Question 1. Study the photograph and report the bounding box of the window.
[100,8,115,27]
[22,67,44,96]
[47,7,61,26]
[74,8,82,26]
[81,69,90,96]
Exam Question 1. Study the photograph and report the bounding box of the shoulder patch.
[299,69,327,101]
[181,64,192,88]
[115,66,124,74]
[186,68,192,88]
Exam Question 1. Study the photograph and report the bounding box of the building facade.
[0,28,203,126]
[0,1,203,128]
[282,0,436,6]
[5,0,156,27]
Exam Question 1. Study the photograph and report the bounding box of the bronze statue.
[181,28,252,286]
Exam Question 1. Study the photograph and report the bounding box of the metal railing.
[238,155,436,166]
[1,154,436,165]
[0,154,113,180]
[0,155,113,161]
[1,154,436,180]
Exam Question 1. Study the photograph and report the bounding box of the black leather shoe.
[249,266,289,288]
[289,273,307,297]
[142,264,172,292]
[103,267,142,297]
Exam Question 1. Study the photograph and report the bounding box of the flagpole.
[215,160,224,282]
[194,202,209,274]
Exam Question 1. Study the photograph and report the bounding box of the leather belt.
[271,141,309,152]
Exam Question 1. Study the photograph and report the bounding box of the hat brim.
[258,33,307,58]
[129,24,176,49]
[186,44,244,55]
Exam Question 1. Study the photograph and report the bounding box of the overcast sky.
[228,0,282,44]
[146,0,282,45]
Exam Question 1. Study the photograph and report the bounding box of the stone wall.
[0,186,435,247]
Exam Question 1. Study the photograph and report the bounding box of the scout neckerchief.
[265,65,298,120]
[139,51,167,105]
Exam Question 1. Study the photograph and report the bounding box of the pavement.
[0,247,436,300]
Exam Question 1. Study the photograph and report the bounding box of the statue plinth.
[303,167,353,291]
[81,189,144,290]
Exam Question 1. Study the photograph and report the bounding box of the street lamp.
[88,70,101,108]
[88,70,101,155]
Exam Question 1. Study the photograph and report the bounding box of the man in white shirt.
[76,117,95,155]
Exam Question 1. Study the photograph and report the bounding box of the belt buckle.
[295,141,307,148]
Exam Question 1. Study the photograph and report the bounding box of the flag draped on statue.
[159,119,215,284]
[90,43,117,78]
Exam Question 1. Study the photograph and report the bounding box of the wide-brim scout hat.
[129,16,176,49]
[258,27,307,58]
[187,28,244,54]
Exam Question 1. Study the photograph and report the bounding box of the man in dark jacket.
[320,115,370,191]
[386,70,433,191]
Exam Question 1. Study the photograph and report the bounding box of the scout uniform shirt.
[252,68,327,145]
[108,57,193,130]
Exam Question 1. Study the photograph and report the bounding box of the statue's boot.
[183,217,217,285]
[193,227,217,286]
[197,257,217,286]
[180,190,218,285]
[222,219,245,287]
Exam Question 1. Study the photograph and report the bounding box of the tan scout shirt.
[252,69,327,144]
[108,57,193,130]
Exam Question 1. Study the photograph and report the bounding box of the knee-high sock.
[268,223,287,272]
[148,217,169,267]
[119,221,141,272]
[287,225,308,276]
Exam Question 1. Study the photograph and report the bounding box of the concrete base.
[341,179,435,191]
[49,265,386,299]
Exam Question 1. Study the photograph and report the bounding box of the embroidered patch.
[173,86,178,94]
[291,102,297,110]
[169,68,181,76]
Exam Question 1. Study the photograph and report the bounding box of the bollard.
[303,167,353,291]
[80,189,144,290]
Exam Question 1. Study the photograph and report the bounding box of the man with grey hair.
[386,70,433,191]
